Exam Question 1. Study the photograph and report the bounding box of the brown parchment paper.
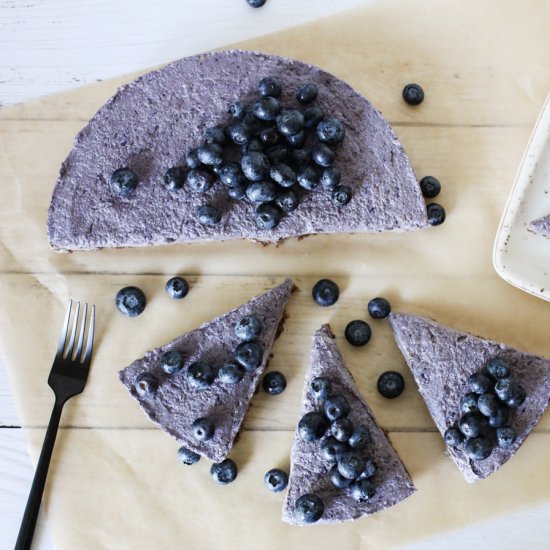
[1,0,550,548]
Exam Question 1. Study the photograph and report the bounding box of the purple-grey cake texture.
[528,213,550,238]
[47,50,428,251]
[389,312,550,483]
[118,278,293,463]
[282,325,416,525]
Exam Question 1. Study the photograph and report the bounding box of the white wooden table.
[1,1,549,549]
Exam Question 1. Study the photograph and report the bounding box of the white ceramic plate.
[493,93,550,302]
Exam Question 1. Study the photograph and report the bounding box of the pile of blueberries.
[294,376,378,524]
[444,357,526,460]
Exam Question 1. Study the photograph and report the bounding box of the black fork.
[15,301,95,550]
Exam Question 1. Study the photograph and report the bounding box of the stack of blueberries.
[295,376,377,524]
[444,357,526,460]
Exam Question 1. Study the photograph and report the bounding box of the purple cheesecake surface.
[47,50,428,251]
[282,325,416,526]
[389,312,550,483]
[119,279,293,462]
[528,213,550,238]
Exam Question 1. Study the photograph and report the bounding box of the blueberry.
[242,152,270,182]
[297,165,320,190]
[177,446,201,466]
[116,286,146,317]
[218,162,246,188]
[160,350,184,374]
[227,184,247,201]
[367,297,392,319]
[185,149,202,169]
[329,464,353,490]
[312,144,336,167]
[320,165,341,189]
[298,412,329,441]
[228,100,246,120]
[310,377,332,401]
[494,377,516,401]
[218,363,245,384]
[350,479,376,502]
[344,320,372,347]
[210,459,238,484]
[484,357,511,380]
[496,425,517,448]
[465,435,493,461]
[444,425,465,446]
[235,315,263,341]
[252,97,281,121]
[316,117,345,145]
[348,426,371,449]
[290,147,311,166]
[165,276,189,299]
[163,166,186,191]
[204,126,226,145]
[320,436,347,462]
[303,105,324,128]
[235,341,264,371]
[264,468,288,492]
[266,145,290,163]
[196,205,221,226]
[262,371,287,395]
[186,361,216,390]
[246,181,278,203]
[269,160,299,187]
[275,190,299,214]
[110,167,139,195]
[312,279,339,307]
[331,417,353,442]
[337,453,366,480]
[297,83,318,104]
[197,143,224,166]
[506,385,526,408]
[324,394,351,422]
[276,109,305,136]
[477,392,500,417]
[427,203,446,226]
[227,123,253,146]
[458,412,484,438]
[488,405,509,428]
[135,372,158,396]
[402,83,424,106]
[419,176,441,199]
[242,112,263,134]
[460,393,480,414]
[186,169,214,193]
[286,131,306,148]
[258,76,282,98]
[358,460,377,480]
[295,494,324,524]
[468,372,493,394]
[255,203,282,229]
[260,127,281,147]
[377,371,405,398]
[331,185,352,207]
[191,417,215,441]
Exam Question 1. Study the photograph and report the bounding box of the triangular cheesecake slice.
[119,278,294,462]
[389,312,550,482]
[282,325,415,525]
[528,213,550,238]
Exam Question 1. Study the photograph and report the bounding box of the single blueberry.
[344,320,372,347]
[264,468,288,493]
[444,425,465,447]
[506,385,526,409]
[316,117,345,145]
[320,165,341,189]
[164,166,186,191]
[329,464,353,490]
[297,83,318,104]
[303,105,324,129]
[252,97,281,121]
[235,341,264,371]
[337,453,366,480]
[262,371,287,395]
[255,203,282,229]
[286,131,306,148]
[258,76,282,98]
[324,394,351,422]
[227,184,247,201]
[210,458,238,484]
[494,377,517,401]
[310,377,332,402]
[419,176,441,199]
[185,149,202,169]
[186,169,214,193]
[488,405,509,428]
[242,152,270,182]
[246,181,278,203]
[219,162,246,188]
[205,126,226,145]
[458,412,485,438]
[228,100,246,120]
[116,286,146,317]
[160,350,184,375]
[358,460,377,480]
[465,434,493,461]
[186,361,216,390]
[468,372,493,394]
[350,479,376,502]
[460,393,480,415]
[177,446,201,466]
[135,372,158,397]
[196,205,221,226]
[312,144,336,167]
[235,315,263,342]
[191,417,215,441]
[110,167,139,195]
[197,143,224,166]
[298,412,329,441]
[377,371,405,399]
[331,185,352,207]
[276,109,305,136]
[165,276,189,299]
[402,83,425,105]
[275,189,299,214]
[295,494,324,524]
[312,279,339,307]
[477,392,500,417]
[496,425,517,448]
[320,436,347,463]
[266,145,290,164]
[367,297,391,319]
[427,203,446,226]
[484,357,511,380]
[227,123,253,146]
[260,127,281,147]
[297,165,320,190]
[290,147,311,166]
[331,417,353,442]
[242,112,263,134]
[218,363,245,384]
[348,426,371,450]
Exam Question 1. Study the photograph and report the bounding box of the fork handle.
[15,401,64,550]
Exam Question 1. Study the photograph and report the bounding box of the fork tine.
[83,305,95,366]
[56,301,72,358]
[64,301,80,359]
[74,303,88,361]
